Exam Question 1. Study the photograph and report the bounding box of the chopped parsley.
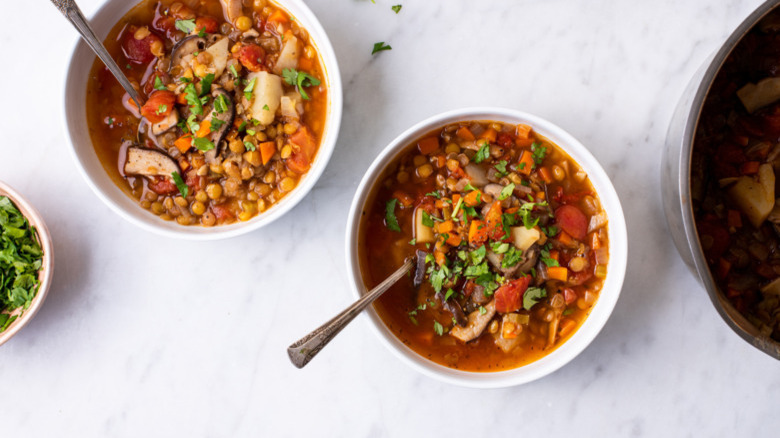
[421,211,435,228]
[175,19,196,34]
[540,246,560,267]
[243,77,257,101]
[523,287,547,310]
[392,5,402,13]
[171,172,188,198]
[155,104,167,115]
[282,68,321,100]
[0,196,44,332]
[209,117,225,131]
[244,141,256,151]
[408,238,416,245]
[426,191,442,199]
[192,137,215,152]
[263,104,270,111]
[228,64,240,78]
[433,321,444,336]
[502,246,523,268]
[495,160,509,177]
[499,183,515,201]
[385,199,401,232]
[199,73,215,95]
[214,94,229,114]
[185,114,200,134]
[372,41,392,55]
[531,142,546,167]
[473,143,490,163]
[491,242,510,254]
[444,288,455,301]
[479,306,487,315]
[184,83,204,115]
[153,76,166,91]
[470,245,486,265]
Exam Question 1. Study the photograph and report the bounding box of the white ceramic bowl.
[63,0,342,240]
[0,181,54,347]
[345,108,627,388]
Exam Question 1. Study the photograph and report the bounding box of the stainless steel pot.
[662,0,780,359]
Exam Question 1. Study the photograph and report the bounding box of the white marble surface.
[0,0,778,435]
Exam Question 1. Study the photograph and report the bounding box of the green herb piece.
[209,117,225,131]
[175,19,196,34]
[185,114,200,134]
[542,225,558,237]
[444,288,455,301]
[0,197,44,330]
[479,306,487,315]
[523,287,547,310]
[251,118,261,126]
[408,238,416,245]
[495,160,508,177]
[155,104,167,115]
[502,246,523,268]
[171,172,188,198]
[392,4,402,13]
[531,142,546,167]
[463,182,479,192]
[372,41,392,55]
[540,246,560,267]
[473,143,490,163]
[464,261,489,278]
[451,196,464,220]
[198,27,207,38]
[433,321,444,336]
[282,68,321,100]
[263,104,270,111]
[429,266,448,293]
[243,77,257,101]
[237,121,248,132]
[244,141,256,151]
[107,117,114,126]
[499,183,515,201]
[491,242,510,254]
[470,245,486,265]
[184,83,204,115]
[192,137,215,152]
[247,129,256,136]
[153,76,166,91]
[421,211,435,228]
[385,198,401,232]
[563,308,574,316]
[426,191,442,199]
[229,64,240,78]
[199,73,215,95]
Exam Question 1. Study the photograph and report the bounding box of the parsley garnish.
[372,41,392,55]
[491,242,510,254]
[153,76,166,91]
[263,104,270,111]
[229,64,239,78]
[214,94,229,114]
[175,19,196,34]
[184,83,204,115]
[392,5,402,13]
[421,211,435,228]
[495,160,508,177]
[185,114,200,134]
[282,68,321,100]
[243,77,257,101]
[155,104,167,115]
[192,137,215,152]
[244,141,256,151]
[499,183,515,201]
[433,321,444,336]
[426,191,442,199]
[473,143,490,163]
[531,142,546,167]
[209,117,225,131]
[385,199,401,232]
[470,245,487,265]
[444,288,455,301]
[523,287,547,310]
[199,73,215,95]
[408,238,416,245]
[171,172,188,198]
[540,246,559,267]
[479,306,487,315]
[502,247,523,268]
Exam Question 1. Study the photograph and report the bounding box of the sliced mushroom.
[124,147,180,177]
[169,35,207,72]
[450,300,496,343]
[151,109,179,136]
[436,290,467,327]
[413,250,427,288]
[203,87,235,163]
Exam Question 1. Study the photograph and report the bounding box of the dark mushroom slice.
[413,249,427,288]
[169,35,207,73]
[450,300,496,343]
[203,87,236,162]
[124,146,180,177]
[151,109,180,136]
[436,290,467,327]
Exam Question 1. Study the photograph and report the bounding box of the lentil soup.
[86,0,328,226]
[359,121,610,372]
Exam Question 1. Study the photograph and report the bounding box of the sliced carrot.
[445,233,462,247]
[502,321,519,339]
[558,231,573,246]
[174,135,193,153]
[452,193,461,206]
[434,199,447,209]
[727,209,742,229]
[484,201,505,240]
[259,141,277,165]
[516,137,535,147]
[176,93,188,105]
[547,266,569,282]
[479,127,497,143]
[740,161,760,175]
[549,250,560,262]
[196,120,211,138]
[536,191,546,201]
[393,191,414,208]
[417,137,440,155]
[298,56,313,71]
[518,150,534,175]
[178,158,190,172]
[268,9,288,24]
[434,249,447,266]
[435,155,446,168]
[437,220,455,234]
[516,124,532,140]
[469,220,488,246]
[538,166,553,184]
[558,318,576,337]
[456,126,475,141]
[463,190,482,207]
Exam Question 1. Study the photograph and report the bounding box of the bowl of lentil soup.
[63,0,342,239]
[346,108,627,387]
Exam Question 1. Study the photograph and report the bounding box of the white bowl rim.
[0,181,55,347]
[61,0,343,241]
[344,107,628,388]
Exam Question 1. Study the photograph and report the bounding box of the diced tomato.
[238,44,266,72]
[140,90,176,123]
[286,152,310,174]
[495,276,531,313]
[496,132,514,148]
[147,177,178,195]
[122,26,162,64]
[417,137,440,155]
[462,280,476,298]
[559,190,592,204]
[185,172,203,192]
[195,16,219,34]
[211,204,234,221]
[562,288,578,305]
[554,205,588,240]
[290,127,317,159]
[152,3,177,37]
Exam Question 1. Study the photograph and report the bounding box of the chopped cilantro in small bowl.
[0,181,53,346]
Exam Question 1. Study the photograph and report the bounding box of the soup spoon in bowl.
[50,0,144,108]
[288,251,426,368]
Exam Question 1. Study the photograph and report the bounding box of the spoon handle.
[51,0,144,108]
[287,258,414,369]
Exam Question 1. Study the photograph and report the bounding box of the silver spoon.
[51,0,144,108]
[287,256,416,368]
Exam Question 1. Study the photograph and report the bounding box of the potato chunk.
[247,71,283,126]
[205,37,229,78]
[414,208,435,244]
[737,77,780,113]
[273,35,300,74]
[727,163,775,227]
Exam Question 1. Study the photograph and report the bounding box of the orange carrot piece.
[456,126,475,141]
[178,158,190,172]
[469,220,488,246]
[479,128,497,143]
[418,137,440,155]
[536,191,546,201]
[547,266,569,282]
[196,120,211,138]
[558,231,573,246]
[446,233,462,247]
[434,250,446,266]
[298,57,313,71]
[549,250,560,262]
[518,150,534,175]
[393,190,414,208]
[463,190,482,207]
[516,124,532,140]
[268,9,288,23]
[558,318,576,337]
[259,141,277,165]
[174,135,193,153]
[437,220,455,234]
[538,166,553,184]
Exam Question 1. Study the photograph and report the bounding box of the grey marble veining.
[0,0,777,436]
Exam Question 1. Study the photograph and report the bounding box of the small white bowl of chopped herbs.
[0,181,53,346]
